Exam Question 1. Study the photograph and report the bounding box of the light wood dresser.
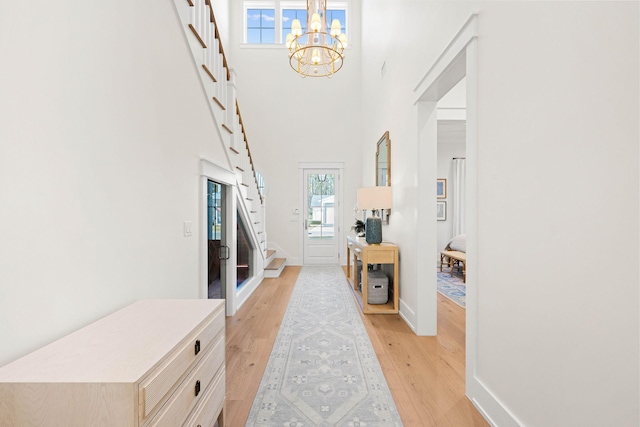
[0,299,225,427]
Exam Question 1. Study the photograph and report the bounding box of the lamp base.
[365,217,382,245]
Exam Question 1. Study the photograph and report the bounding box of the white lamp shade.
[338,33,347,49]
[285,33,295,49]
[357,186,392,210]
[291,19,302,36]
[311,48,321,64]
[330,19,341,36]
[310,13,322,31]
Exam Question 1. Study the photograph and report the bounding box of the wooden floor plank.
[224,266,488,426]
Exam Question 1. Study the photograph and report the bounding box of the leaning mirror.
[376,131,391,222]
[376,131,390,187]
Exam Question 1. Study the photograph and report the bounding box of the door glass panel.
[207,181,224,299]
[306,173,335,240]
[237,212,253,289]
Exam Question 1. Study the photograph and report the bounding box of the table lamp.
[357,186,392,245]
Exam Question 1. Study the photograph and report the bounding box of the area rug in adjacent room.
[437,270,466,308]
[245,265,404,426]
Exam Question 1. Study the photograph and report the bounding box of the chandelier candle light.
[285,0,347,77]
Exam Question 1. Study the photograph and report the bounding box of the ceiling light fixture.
[285,0,347,78]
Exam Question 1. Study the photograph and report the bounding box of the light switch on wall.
[184,221,193,237]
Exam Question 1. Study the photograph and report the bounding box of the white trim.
[298,162,344,169]
[235,272,264,311]
[469,376,526,427]
[240,43,284,49]
[398,298,416,332]
[415,100,438,336]
[413,13,520,427]
[199,158,237,316]
[225,185,238,315]
[298,163,344,265]
[200,158,235,185]
[234,190,266,312]
[413,14,478,99]
[268,241,299,265]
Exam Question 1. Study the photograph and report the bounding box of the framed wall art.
[437,178,447,199]
[436,201,447,221]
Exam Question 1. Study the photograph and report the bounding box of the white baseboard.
[398,298,417,332]
[468,375,523,427]
[267,242,300,265]
[235,272,264,312]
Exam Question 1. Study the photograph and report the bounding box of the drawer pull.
[195,380,201,396]
[195,339,201,355]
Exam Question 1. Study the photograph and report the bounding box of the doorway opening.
[436,79,467,310]
[414,13,478,400]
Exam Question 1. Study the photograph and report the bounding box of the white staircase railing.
[174,0,268,258]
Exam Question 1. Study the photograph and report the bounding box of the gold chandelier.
[285,0,347,78]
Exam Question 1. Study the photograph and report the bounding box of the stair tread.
[265,258,286,270]
[266,249,276,258]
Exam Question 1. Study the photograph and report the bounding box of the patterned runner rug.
[246,265,404,426]
[437,270,466,307]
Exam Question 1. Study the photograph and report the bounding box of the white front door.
[302,168,341,264]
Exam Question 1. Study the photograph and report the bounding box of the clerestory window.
[244,1,348,46]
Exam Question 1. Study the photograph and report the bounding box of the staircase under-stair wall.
[172,0,287,288]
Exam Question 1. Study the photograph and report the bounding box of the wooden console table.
[346,235,399,314]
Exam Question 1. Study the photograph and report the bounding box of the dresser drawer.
[147,335,225,427]
[367,250,395,264]
[182,367,225,427]
[140,305,224,421]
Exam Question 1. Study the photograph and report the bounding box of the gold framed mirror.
[376,131,390,187]
[376,131,391,222]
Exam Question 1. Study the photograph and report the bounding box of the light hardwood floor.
[225,266,489,426]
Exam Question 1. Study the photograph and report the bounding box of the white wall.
[361,1,639,426]
[0,0,231,366]
[210,0,230,44]
[226,0,364,265]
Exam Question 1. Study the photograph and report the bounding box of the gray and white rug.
[246,265,404,426]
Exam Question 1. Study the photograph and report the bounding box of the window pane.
[247,28,261,44]
[261,9,275,28]
[282,9,297,27]
[306,174,335,240]
[246,7,275,44]
[262,28,275,44]
[247,9,261,27]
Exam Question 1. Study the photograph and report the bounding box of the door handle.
[218,245,230,260]
[304,219,308,230]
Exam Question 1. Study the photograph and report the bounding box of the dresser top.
[0,299,224,383]
[347,235,397,248]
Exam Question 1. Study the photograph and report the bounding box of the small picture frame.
[437,179,447,199]
[436,201,447,221]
